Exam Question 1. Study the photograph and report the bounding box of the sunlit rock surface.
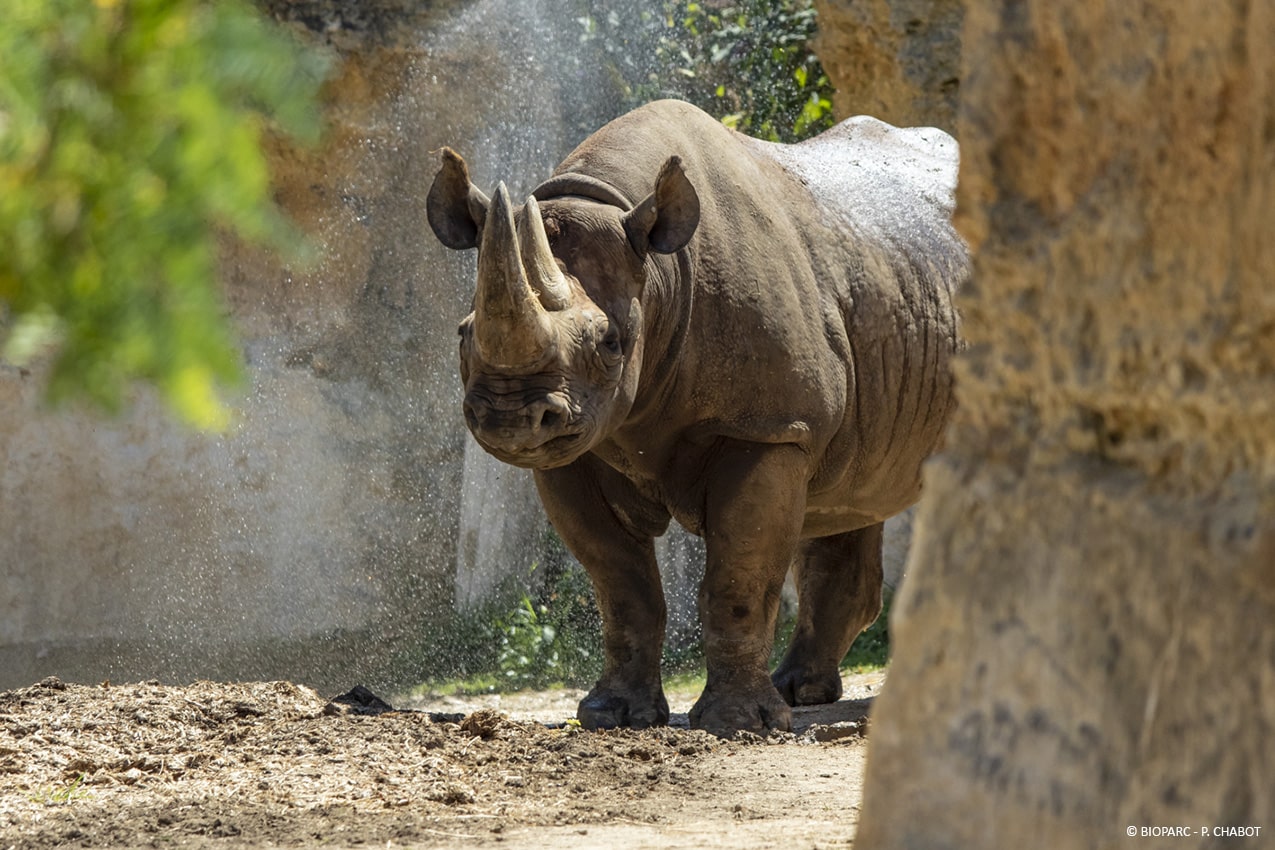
[851,2,1275,845]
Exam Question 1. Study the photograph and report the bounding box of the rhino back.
[747,117,967,523]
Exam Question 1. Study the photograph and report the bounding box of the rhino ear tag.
[427,147,490,250]
[624,155,700,257]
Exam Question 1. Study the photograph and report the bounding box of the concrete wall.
[0,0,602,692]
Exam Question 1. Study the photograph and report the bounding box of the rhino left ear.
[427,147,490,250]
[624,156,699,257]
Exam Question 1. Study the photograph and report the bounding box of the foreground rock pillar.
[857,3,1275,848]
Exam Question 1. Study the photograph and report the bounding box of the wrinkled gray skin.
[427,100,966,737]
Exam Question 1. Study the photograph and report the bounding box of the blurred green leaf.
[0,0,331,428]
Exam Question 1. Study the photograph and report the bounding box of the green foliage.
[485,577,889,693]
[0,0,329,428]
[578,0,835,143]
[494,562,604,690]
[411,532,606,695]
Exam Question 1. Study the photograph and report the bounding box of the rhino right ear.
[427,147,489,250]
[624,155,700,257]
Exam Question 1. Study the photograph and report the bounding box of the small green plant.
[28,774,89,806]
[494,561,603,690]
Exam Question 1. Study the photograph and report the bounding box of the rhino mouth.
[462,383,592,468]
[474,429,590,470]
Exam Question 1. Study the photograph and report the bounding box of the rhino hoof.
[577,688,669,730]
[771,666,844,707]
[689,683,792,738]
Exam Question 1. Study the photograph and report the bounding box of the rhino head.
[427,148,699,469]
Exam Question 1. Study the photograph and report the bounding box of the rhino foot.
[771,663,844,707]
[689,680,792,738]
[577,686,669,730]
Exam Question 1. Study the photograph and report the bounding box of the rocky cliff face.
[817,1,1274,845]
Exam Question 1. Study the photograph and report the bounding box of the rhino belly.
[801,471,922,538]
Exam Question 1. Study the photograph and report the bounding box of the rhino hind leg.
[772,522,885,706]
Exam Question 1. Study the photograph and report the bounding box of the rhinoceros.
[427,99,966,737]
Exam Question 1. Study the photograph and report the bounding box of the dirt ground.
[0,671,883,849]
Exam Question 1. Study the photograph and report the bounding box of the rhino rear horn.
[427,147,489,250]
[518,195,571,311]
[623,155,700,257]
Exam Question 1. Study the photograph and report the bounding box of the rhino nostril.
[534,396,572,434]
[538,407,562,432]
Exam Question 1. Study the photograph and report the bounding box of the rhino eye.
[601,328,621,355]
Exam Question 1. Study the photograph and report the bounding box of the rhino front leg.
[772,523,885,705]
[534,459,670,730]
[689,442,808,737]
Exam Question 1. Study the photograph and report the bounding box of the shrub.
[577,0,835,143]
[494,563,603,690]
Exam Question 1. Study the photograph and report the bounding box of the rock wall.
[842,2,1275,846]
[813,0,962,133]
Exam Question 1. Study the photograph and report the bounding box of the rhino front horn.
[473,182,556,368]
